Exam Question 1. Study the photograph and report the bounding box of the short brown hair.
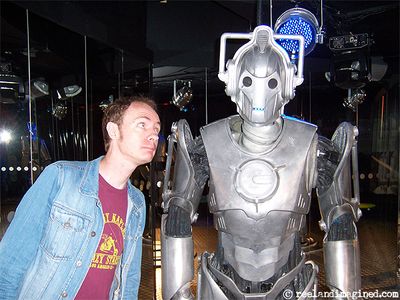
[102,96,157,151]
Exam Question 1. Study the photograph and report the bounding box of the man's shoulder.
[45,160,87,174]
[45,157,101,177]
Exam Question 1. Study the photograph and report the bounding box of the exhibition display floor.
[139,203,398,299]
[0,200,397,299]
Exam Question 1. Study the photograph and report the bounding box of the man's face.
[115,102,160,167]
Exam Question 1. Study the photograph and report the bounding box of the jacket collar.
[79,156,103,198]
[79,156,142,210]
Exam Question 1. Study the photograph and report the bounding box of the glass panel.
[27,11,86,167]
[0,4,86,233]
[0,3,29,219]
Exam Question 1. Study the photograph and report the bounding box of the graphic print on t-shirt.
[75,175,128,300]
[90,213,126,270]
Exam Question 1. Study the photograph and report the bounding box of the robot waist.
[207,253,309,299]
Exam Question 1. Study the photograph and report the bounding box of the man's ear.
[106,122,120,140]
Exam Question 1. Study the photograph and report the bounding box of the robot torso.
[200,115,317,282]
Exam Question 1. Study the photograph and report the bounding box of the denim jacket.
[0,156,146,300]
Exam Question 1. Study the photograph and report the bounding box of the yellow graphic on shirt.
[90,213,126,270]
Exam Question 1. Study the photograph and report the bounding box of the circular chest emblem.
[234,159,279,203]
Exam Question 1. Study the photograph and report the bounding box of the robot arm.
[316,123,362,298]
[161,119,209,300]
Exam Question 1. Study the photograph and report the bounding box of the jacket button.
[90,231,96,237]
[63,222,71,229]
[61,291,68,298]
[76,260,82,267]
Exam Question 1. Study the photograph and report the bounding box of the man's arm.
[0,164,60,299]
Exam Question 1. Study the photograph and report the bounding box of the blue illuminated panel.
[276,17,316,57]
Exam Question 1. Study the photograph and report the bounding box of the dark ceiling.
[1,0,399,110]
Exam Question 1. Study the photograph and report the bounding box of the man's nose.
[148,133,159,142]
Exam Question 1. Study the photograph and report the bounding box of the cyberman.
[161,25,362,299]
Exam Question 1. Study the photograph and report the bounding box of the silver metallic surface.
[324,240,361,298]
[317,123,362,233]
[218,26,304,125]
[201,116,316,282]
[197,253,229,300]
[161,24,361,299]
[197,253,320,300]
[298,261,319,300]
[161,215,194,300]
[162,119,204,221]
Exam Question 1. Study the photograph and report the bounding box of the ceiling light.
[33,80,49,96]
[0,73,23,103]
[343,88,366,111]
[99,95,114,111]
[171,80,193,111]
[57,84,82,100]
[52,102,68,120]
[0,129,12,144]
[26,79,49,99]
[274,7,320,58]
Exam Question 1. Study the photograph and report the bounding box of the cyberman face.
[235,47,284,125]
[219,26,305,126]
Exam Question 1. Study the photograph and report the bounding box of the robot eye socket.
[268,78,278,89]
[243,76,252,87]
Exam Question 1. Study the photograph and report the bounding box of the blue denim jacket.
[0,156,146,300]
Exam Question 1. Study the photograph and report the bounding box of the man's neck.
[99,154,136,189]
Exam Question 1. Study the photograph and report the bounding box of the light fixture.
[343,88,366,112]
[25,79,49,99]
[33,80,49,96]
[0,73,24,104]
[171,80,193,111]
[274,6,323,58]
[99,95,114,111]
[52,102,68,120]
[0,129,12,144]
[327,33,387,90]
[57,84,82,100]
[327,33,370,90]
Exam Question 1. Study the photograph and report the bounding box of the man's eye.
[137,122,145,128]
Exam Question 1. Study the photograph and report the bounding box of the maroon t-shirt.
[75,175,128,300]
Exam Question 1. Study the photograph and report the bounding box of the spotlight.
[33,80,49,96]
[274,7,322,58]
[326,33,387,100]
[171,80,193,111]
[25,79,49,99]
[52,102,68,120]
[343,88,366,112]
[0,71,24,104]
[329,33,369,51]
[99,95,114,111]
[0,129,12,144]
[57,84,82,100]
[326,33,386,90]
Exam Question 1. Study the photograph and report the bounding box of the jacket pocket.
[40,204,90,261]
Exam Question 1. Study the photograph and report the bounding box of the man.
[0,96,161,300]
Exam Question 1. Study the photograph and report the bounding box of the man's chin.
[139,154,154,165]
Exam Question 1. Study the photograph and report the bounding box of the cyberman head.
[218,26,305,125]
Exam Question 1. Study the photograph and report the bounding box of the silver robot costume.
[161,25,361,300]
